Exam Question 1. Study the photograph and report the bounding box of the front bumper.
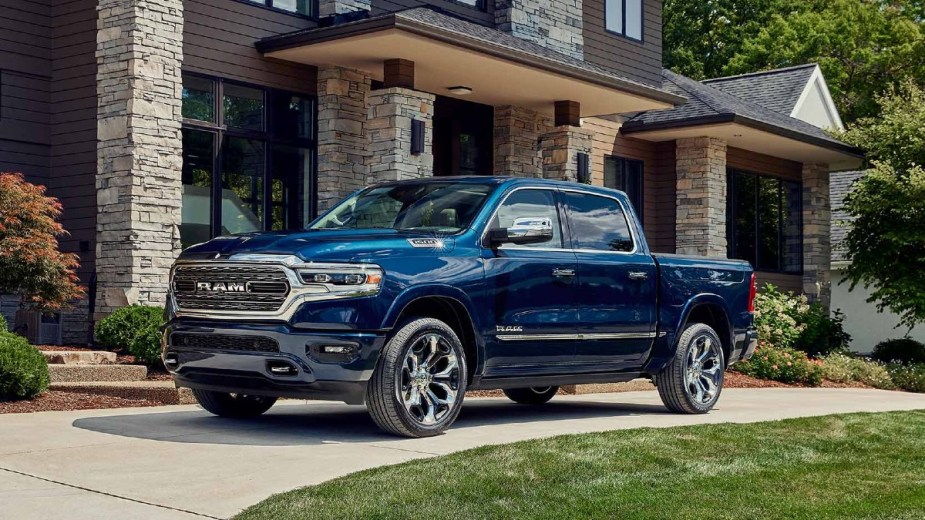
[162,320,387,404]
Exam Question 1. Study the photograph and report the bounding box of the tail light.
[747,272,757,313]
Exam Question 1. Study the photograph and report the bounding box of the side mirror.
[487,217,554,247]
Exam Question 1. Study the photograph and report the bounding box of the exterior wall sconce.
[576,152,591,184]
[411,119,425,155]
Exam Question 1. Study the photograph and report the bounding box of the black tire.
[503,386,559,405]
[366,318,468,438]
[656,323,725,414]
[192,389,277,418]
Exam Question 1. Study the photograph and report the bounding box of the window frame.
[446,0,488,11]
[181,73,317,242]
[603,155,644,225]
[727,168,803,275]
[604,0,645,43]
[233,0,318,20]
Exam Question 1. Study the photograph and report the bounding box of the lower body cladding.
[162,321,386,405]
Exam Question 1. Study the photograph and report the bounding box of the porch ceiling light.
[446,86,473,95]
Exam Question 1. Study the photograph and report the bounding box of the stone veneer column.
[95,0,183,316]
[674,137,728,257]
[495,0,583,59]
[802,162,831,308]
[539,126,593,182]
[493,106,553,177]
[367,87,435,182]
[316,66,371,211]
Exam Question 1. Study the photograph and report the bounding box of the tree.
[838,83,925,328]
[724,0,925,122]
[0,173,83,311]
[663,0,781,79]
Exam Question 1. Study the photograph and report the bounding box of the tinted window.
[604,156,644,224]
[728,169,802,273]
[564,192,634,252]
[492,189,563,248]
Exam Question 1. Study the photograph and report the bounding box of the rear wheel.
[656,323,725,414]
[366,318,467,438]
[503,386,559,405]
[192,389,277,418]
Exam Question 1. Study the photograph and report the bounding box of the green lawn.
[237,411,925,520]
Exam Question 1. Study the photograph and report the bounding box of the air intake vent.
[170,332,280,353]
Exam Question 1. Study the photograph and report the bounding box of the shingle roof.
[703,64,818,115]
[621,70,861,156]
[831,170,866,264]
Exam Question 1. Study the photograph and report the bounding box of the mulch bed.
[725,370,874,389]
[0,391,161,414]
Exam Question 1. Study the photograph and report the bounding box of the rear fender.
[645,293,734,374]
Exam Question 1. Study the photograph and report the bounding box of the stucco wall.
[830,270,925,353]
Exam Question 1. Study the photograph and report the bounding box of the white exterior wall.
[830,270,925,353]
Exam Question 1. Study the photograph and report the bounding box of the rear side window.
[563,192,635,252]
[491,189,563,248]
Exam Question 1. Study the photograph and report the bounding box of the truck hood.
[178,229,458,263]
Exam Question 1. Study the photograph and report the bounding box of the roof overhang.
[256,13,685,117]
[621,114,864,171]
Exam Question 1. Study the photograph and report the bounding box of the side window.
[563,192,635,252]
[491,189,563,248]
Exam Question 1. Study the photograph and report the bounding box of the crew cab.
[162,177,758,437]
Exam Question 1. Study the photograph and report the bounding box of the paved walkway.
[2,388,925,519]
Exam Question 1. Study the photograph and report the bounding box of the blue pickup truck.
[163,177,757,437]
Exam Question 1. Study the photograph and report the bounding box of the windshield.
[310,182,495,233]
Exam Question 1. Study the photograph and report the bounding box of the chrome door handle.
[552,268,576,278]
[628,271,649,281]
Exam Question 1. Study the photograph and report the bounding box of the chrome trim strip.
[496,332,658,342]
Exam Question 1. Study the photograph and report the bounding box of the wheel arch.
[678,296,734,367]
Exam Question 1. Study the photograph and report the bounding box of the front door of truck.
[481,188,580,377]
[562,190,658,369]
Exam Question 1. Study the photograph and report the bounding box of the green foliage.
[735,345,824,386]
[793,306,851,358]
[95,305,165,366]
[872,338,925,366]
[0,313,7,332]
[0,331,49,400]
[820,353,895,389]
[753,284,809,349]
[889,364,925,393]
[841,81,925,170]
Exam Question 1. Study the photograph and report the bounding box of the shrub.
[754,284,809,349]
[0,332,49,400]
[734,344,823,386]
[820,353,895,390]
[888,364,925,393]
[95,305,165,365]
[872,338,925,366]
[0,313,7,333]
[793,306,851,358]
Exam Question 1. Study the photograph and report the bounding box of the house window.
[728,169,802,273]
[605,0,643,41]
[603,156,644,223]
[181,74,315,249]
[247,0,314,17]
[450,0,486,9]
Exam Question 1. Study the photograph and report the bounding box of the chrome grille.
[172,264,290,312]
[169,332,280,353]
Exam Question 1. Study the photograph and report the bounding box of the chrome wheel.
[399,333,461,426]
[685,334,722,405]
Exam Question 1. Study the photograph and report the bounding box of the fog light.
[322,345,351,354]
[308,343,359,363]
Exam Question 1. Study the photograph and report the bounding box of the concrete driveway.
[3,388,925,519]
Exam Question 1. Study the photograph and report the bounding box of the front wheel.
[366,318,467,438]
[192,389,277,418]
[503,386,559,405]
[656,323,725,414]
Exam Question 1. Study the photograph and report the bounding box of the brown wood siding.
[0,1,52,184]
[48,0,98,280]
[584,118,675,253]
[582,0,662,86]
[184,0,317,92]
[727,147,802,182]
[372,0,494,25]
[756,272,802,293]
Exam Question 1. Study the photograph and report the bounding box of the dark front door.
[433,96,493,177]
[562,190,658,369]
[481,188,580,377]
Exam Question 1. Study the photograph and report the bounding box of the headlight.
[296,263,383,298]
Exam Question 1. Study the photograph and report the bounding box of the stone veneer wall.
[495,0,584,59]
[95,0,183,317]
[367,88,435,183]
[802,162,831,308]
[316,66,371,211]
[675,137,728,257]
[539,126,593,182]
[493,105,553,177]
